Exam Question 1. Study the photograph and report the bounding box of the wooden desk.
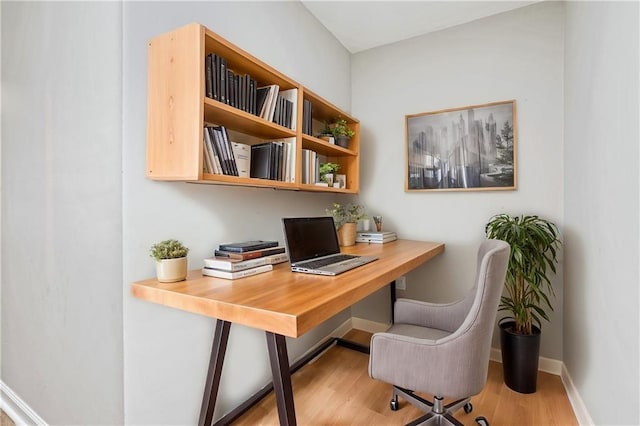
[132,239,444,425]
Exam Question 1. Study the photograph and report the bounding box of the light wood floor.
[1,410,15,426]
[235,330,578,426]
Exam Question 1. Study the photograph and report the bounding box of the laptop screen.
[282,217,341,263]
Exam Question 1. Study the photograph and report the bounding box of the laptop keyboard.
[302,254,358,269]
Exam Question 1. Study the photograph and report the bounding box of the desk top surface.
[131,239,444,337]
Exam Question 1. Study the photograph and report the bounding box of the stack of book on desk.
[356,231,398,244]
[202,240,287,280]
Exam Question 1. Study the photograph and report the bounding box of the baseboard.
[0,380,48,425]
[561,364,594,426]
[489,347,563,376]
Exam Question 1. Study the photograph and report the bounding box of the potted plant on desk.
[150,239,189,283]
[485,214,561,393]
[327,202,365,246]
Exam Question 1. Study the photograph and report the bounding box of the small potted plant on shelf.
[326,202,365,246]
[485,214,561,394]
[317,121,335,144]
[319,162,340,186]
[331,118,355,148]
[150,239,190,283]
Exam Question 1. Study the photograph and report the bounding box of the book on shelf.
[257,84,279,122]
[219,57,227,104]
[256,86,270,117]
[218,240,279,253]
[278,88,297,130]
[202,264,273,280]
[214,246,286,260]
[250,142,272,180]
[203,127,222,174]
[205,54,214,99]
[356,231,398,244]
[203,252,288,272]
[213,126,239,176]
[249,138,295,182]
[231,142,251,178]
[302,99,312,136]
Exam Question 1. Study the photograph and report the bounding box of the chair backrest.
[442,239,510,395]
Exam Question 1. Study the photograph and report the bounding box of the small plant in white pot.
[150,239,189,283]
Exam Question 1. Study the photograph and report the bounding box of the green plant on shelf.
[331,118,355,138]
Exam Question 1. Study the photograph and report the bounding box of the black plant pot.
[335,135,350,148]
[499,320,541,394]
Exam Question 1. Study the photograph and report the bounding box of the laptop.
[282,216,378,276]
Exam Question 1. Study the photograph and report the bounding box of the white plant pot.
[156,257,188,283]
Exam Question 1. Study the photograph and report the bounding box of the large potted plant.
[485,214,561,393]
[326,202,365,246]
[150,239,189,283]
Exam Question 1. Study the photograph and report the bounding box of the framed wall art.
[406,100,517,192]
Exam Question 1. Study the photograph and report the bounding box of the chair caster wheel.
[390,398,399,411]
[464,402,473,414]
[475,415,489,426]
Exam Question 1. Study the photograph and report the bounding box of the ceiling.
[300,1,539,53]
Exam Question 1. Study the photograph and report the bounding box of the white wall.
[563,2,639,424]
[351,2,565,360]
[122,2,355,424]
[1,2,124,424]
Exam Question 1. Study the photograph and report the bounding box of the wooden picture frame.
[405,100,517,192]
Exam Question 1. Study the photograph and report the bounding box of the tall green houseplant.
[485,214,561,335]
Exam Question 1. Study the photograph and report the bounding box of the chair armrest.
[394,297,471,333]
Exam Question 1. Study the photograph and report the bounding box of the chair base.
[392,386,488,426]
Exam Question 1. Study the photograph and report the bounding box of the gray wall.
[1,2,123,424]
[350,2,565,360]
[122,2,355,424]
[563,2,639,424]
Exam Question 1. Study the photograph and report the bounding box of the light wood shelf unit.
[146,22,360,193]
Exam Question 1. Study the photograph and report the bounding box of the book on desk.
[204,252,288,272]
[202,264,273,280]
[356,231,397,244]
[204,240,288,279]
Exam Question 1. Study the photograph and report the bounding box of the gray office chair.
[369,239,510,426]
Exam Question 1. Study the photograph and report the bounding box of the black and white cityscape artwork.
[406,100,516,191]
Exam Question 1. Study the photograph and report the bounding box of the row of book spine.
[249,138,296,182]
[205,53,257,115]
[301,149,323,185]
[302,99,313,136]
[203,126,250,177]
[204,53,297,130]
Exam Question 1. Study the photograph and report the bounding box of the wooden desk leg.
[265,332,297,426]
[198,320,231,426]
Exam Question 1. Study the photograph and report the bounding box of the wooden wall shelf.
[146,22,361,193]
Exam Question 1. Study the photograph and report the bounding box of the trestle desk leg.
[198,320,231,426]
[265,332,297,426]
[390,280,396,324]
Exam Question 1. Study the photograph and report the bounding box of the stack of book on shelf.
[202,240,288,280]
[356,231,398,244]
[205,53,297,130]
[302,99,313,136]
[205,53,258,116]
[203,125,250,177]
[249,137,296,182]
